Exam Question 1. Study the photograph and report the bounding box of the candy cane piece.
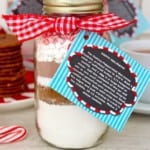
[0,126,27,144]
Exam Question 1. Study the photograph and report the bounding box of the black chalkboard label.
[67,46,137,115]
[12,0,43,14]
[108,0,137,37]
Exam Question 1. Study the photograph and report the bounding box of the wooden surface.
[0,107,150,150]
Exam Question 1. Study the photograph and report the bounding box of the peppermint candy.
[0,126,27,144]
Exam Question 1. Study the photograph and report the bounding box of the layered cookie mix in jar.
[35,0,109,149]
[2,1,140,148]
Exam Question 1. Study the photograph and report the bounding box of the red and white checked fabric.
[0,126,27,144]
[2,13,136,42]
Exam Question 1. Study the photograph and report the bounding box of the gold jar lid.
[43,0,104,14]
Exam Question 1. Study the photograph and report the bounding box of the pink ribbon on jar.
[2,13,136,42]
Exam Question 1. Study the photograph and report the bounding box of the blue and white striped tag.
[49,30,150,132]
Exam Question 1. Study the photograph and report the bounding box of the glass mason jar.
[35,0,110,149]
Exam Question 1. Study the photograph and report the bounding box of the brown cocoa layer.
[37,85,72,105]
[36,61,59,78]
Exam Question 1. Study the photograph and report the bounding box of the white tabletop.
[0,107,150,150]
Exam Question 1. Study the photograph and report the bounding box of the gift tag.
[49,30,150,131]
[108,0,150,45]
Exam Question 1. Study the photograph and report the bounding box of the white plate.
[0,97,34,112]
[0,61,34,112]
[134,102,150,115]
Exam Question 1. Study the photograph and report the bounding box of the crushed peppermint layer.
[36,34,76,63]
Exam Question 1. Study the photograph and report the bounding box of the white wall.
[141,0,150,33]
[0,0,7,31]
[0,0,7,14]
[142,0,150,21]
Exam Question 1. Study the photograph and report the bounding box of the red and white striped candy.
[0,126,27,144]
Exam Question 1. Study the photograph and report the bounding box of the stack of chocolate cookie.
[0,34,27,97]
